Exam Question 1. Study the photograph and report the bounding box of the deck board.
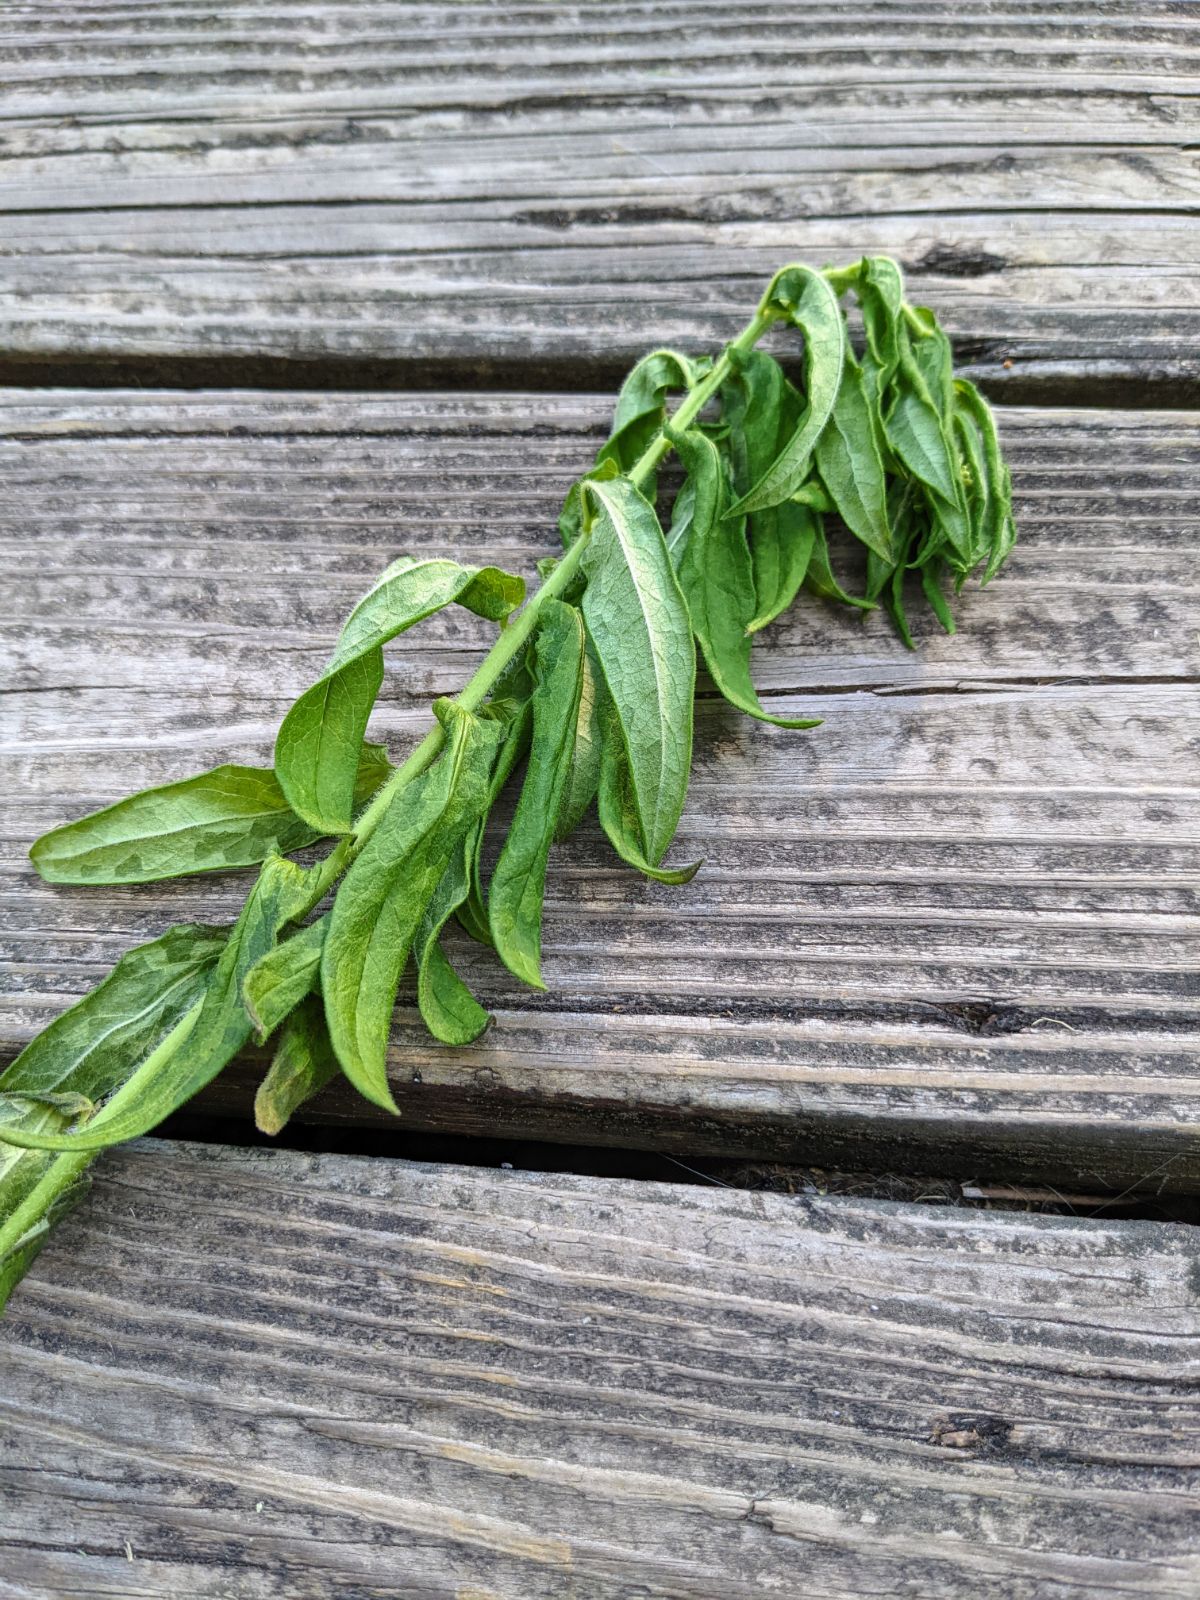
[2,392,1197,1188]
[2,1141,1198,1599]
[0,2,1197,396]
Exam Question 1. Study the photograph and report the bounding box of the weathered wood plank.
[1,1141,1197,1598]
[1,391,1196,1186]
[0,2,1197,394]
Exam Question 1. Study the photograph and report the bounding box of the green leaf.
[0,924,218,1300]
[254,995,341,1137]
[856,256,906,400]
[921,561,958,635]
[953,379,1018,584]
[322,701,504,1113]
[0,857,319,1154]
[885,319,963,514]
[599,348,699,475]
[716,351,819,632]
[672,428,819,730]
[30,747,390,887]
[814,345,893,562]
[489,601,584,988]
[0,923,226,1107]
[0,1106,91,1311]
[242,916,327,1043]
[458,697,534,946]
[729,265,844,515]
[580,476,695,866]
[596,700,701,885]
[557,456,621,550]
[276,559,524,835]
[415,837,490,1046]
[554,635,603,842]
[805,522,874,611]
[748,500,818,633]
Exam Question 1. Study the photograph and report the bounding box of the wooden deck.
[1,4,1197,1594]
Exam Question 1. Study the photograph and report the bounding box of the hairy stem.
[0,1151,92,1262]
[344,304,778,865]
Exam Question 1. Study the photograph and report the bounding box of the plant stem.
[340,303,778,866]
[0,1150,92,1261]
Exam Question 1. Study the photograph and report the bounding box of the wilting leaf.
[580,476,694,866]
[254,995,341,1137]
[672,427,819,730]
[415,836,490,1046]
[596,701,701,885]
[243,916,327,1042]
[276,559,523,834]
[814,344,893,562]
[0,857,317,1153]
[322,701,503,1112]
[489,601,584,988]
[728,264,844,515]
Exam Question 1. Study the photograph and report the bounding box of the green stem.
[346,526,594,859]
[625,307,775,490]
[0,1150,92,1261]
[330,302,779,869]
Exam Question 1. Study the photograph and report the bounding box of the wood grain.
[1,390,1196,1187]
[0,2,1197,395]
[1,1140,1197,1599]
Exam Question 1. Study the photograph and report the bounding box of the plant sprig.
[0,257,1017,1309]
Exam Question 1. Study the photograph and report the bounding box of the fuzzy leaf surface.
[580,477,694,866]
[254,996,340,1136]
[243,916,327,1042]
[322,702,503,1112]
[489,600,584,988]
[415,837,490,1046]
[30,747,390,887]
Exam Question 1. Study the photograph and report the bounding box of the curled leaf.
[276,559,523,835]
[671,427,819,730]
[254,995,340,1136]
[729,265,844,516]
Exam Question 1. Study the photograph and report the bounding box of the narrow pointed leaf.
[717,351,820,632]
[459,697,533,946]
[0,923,224,1290]
[322,701,503,1112]
[814,347,893,561]
[0,1106,91,1311]
[580,477,694,865]
[416,837,490,1046]
[0,923,226,1108]
[672,428,819,729]
[276,559,523,834]
[597,704,701,885]
[729,266,844,515]
[30,746,390,887]
[805,522,874,611]
[254,995,341,1136]
[554,636,603,842]
[489,601,584,988]
[747,501,818,633]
